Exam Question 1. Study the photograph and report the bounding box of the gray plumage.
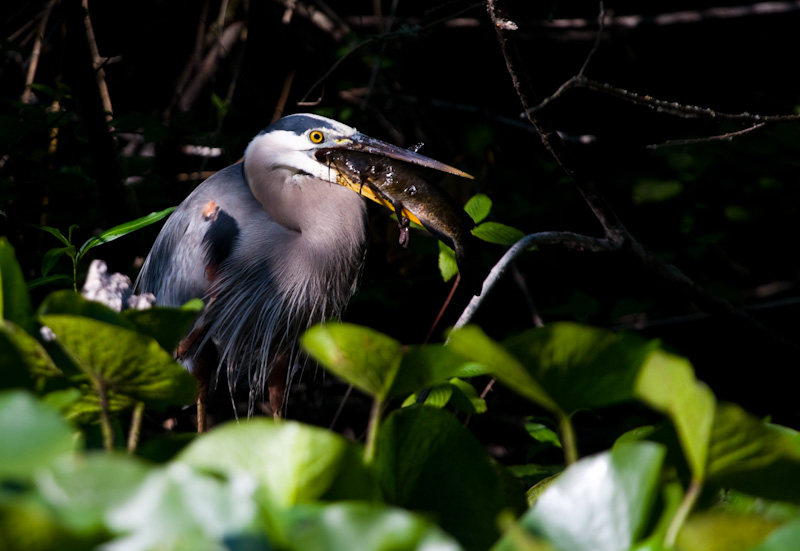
[136,113,470,414]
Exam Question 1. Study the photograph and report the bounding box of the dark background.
[3,1,799,456]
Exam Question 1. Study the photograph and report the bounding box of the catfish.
[321,148,483,296]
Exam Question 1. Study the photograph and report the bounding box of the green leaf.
[390,343,471,398]
[0,238,34,330]
[374,406,522,551]
[498,441,666,551]
[525,421,562,449]
[103,462,260,551]
[34,453,150,537]
[30,224,71,247]
[0,390,76,480]
[749,518,800,551]
[39,290,134,330]
[77,207,175,260]
[27,274,74,291]
[676,512,780,551]
[447,325,557,412]
[472,221,526,245]
[464,193,492,224]
[438,241,458,282]
[177,418,372,507]
[0,320,61,388]
[41,246,72,277]
[504,322,660,414]
[705,403,800,503]
[300,323,403,401]
[282,502,466,551]
[635,349,716,480]
[123,307,201,353]
[40,315,197,416]
[402,383,454,408]
[448,378,487,414]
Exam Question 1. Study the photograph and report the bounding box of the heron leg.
[267,353,290,419]
[177,324,216,433]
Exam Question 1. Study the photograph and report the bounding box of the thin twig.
[577,2,605,78]
[127,402,145,453]
[21,0,57,104]
[646,123,767,149]
[82,0,113,120]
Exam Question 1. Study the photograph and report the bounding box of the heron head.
[244,113,472,189]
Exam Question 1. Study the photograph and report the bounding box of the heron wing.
[136,164,254,306]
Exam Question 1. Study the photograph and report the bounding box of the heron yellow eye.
[309,130,324,144]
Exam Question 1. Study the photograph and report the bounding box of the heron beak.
[336,133,474,179]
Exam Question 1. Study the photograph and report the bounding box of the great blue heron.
[136,113,471,424]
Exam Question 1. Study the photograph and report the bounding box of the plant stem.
[127,401,144,453]
[665,477,702,547]
[97,380,114,451]
[557,410,578,465]
[364,398,383,463]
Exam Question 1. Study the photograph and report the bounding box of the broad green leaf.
[34,453,150,536]
[103,462,260,551]
[472,221,526,245]
[177,418,372,507]
[448,377,487,414]
[749,518,800,551]
[390,343,471,398]
[504,323,660,414]
[497,441,666,551]
[0,492,94,551]
[301,323,403,401]
[636,349,716,479]
[0,238,34,330]
[39,290,134,330]
[41,315,197,415]
[374,406,522,551]
[438,241,458,282]
[0,320,60,388]
[705,404,800,503]
[123,307,201,353]
[282,502,466,551]
[448,325,557,412]
[41,246,72,276]
[402,383,454,408]
[464,193,492,224]
[0,390,76,480]
[676,512,780,551]
[77,207,175,260]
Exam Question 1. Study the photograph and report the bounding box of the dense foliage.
[3,1,800,550]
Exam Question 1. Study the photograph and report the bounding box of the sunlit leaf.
[676,511,780,551]
[448,325,557,412]
[77,208,175,260]
[103,462,260,551]
[177,418,373,507]
[705,403,800,503]
[282,502,466,551]
[472,221,526,245]
[464,193,492,224]
[504,323,660,414]
[41,315,197,416]
[0,390,76,480]
[390,343,471,398]
[636,349,716,480]
[497,441,666,551]
[35,453,150,537]
[301,323,403,401]
[439,241,458,282]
